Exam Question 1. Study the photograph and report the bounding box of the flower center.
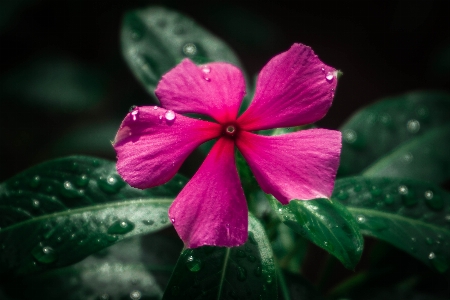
[223,123,239,138]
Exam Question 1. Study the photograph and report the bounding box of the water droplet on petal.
[153,106,158,110]
[321,67,325,73]
[406,119,420,133]
[204,77,211,82]
[326,72,334,82]
[201,65,211,74]
[165,110,175,121]
[131,109,139,121]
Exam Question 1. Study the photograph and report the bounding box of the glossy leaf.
[363,125,450,183]
[339,91,450,177]
[162,214,277,300]
[334,176,450,273]
[268,196,363,270]
[1,234,182,300]
[0,156,186,275]
[121,6,244,98]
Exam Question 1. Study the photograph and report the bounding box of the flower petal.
[113,106,221,189]
[236,129,341,204]
[155,59,246,123]
[169,137,248,248]
[237,43,337,131]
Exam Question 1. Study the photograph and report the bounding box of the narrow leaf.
[339,91,450,177]
[335,176,450,273]
[268,196,363,270]
[121,6,244,98]
[162,214,277,300]
[0,156,186,275]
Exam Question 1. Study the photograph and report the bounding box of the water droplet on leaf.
[237,266,247,281]
[107,219,135,234]
[75,174,89,187]
[185,255,202,272]
[97,174,125,194]
[183,43,197,56]
[32,199,40,208]
[30,176,41,188]
[130,290,141,300]
[142,220,154,226]
[406,119,420,133]
[31,245,57,264]
[60,181,82,198]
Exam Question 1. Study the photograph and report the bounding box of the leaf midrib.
[0,198,173,233]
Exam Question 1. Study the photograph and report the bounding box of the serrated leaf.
[268,196,363,270]
[162,214,277,300]
[1,234,182,300]
[362,125,450,183]
[334,176,450,273]
[339,91,450,177]
[0,156,187,275]
[121,6,244,98]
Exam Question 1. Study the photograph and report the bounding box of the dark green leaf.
[121,6,244,98]
[268,196,363,270]
[278,270,323,300]
[339,91,450,177]
[162,214,277,300]
[1,233,182,300]
[335,176,450,273]
[363,125,450,183]
[0,156,186,275]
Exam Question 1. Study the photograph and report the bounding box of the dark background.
[1,0,449,181]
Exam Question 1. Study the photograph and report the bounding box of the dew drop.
[60,181,82,198]
[356,215,366,223]
[336,190,349,200]
[32,199,40,208]
[153,106,158,110]
[384,194,394,205]
[326,72,334,82]
[129,105,137,112]
[201,65,211,74]
[429,252,436,259]
[398,185,408,195]
[75,174,89,187]
[130,290,141,300]
[185,255,202,272]
[97,174,125,194]
[30,176,41,188]
[237,250,246,258]
[99,293,110,300]
[160,212,168,224]
[426,237,433,245]
[343,129,357,143]
[321,67,325,73]
[445,215,450,222]
[204,77,211,82]
[266,274,273,284]
[402,152,413,164]
[107,219,135,234]
[370,186,382,197]
[159,115,163,120]
[171,218,175,224]
[406,119,420,133]
[165,110,175,121]
[131,109,139,121]
[424,190,433,200]
[31,245,57,264]
[237,266,247,281]
[142,219,155,226]
[182,43,197,56]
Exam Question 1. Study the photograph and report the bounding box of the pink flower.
[113,43,341,248]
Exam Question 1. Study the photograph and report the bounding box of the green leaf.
[339,91,450,177]
[0,156,186,275]
[334,176,450,273]
[121,6,244,98]
[162,214,277,300]
[268,196,363,270]
[278,270,323,300]
[1,234,182,299]
[362,125,450,183]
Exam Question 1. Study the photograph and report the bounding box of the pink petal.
[155,59,246,124]
[113,106,221,189]
[236,129,342,204]
[237,43,338,131]
[169,137,248,248]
